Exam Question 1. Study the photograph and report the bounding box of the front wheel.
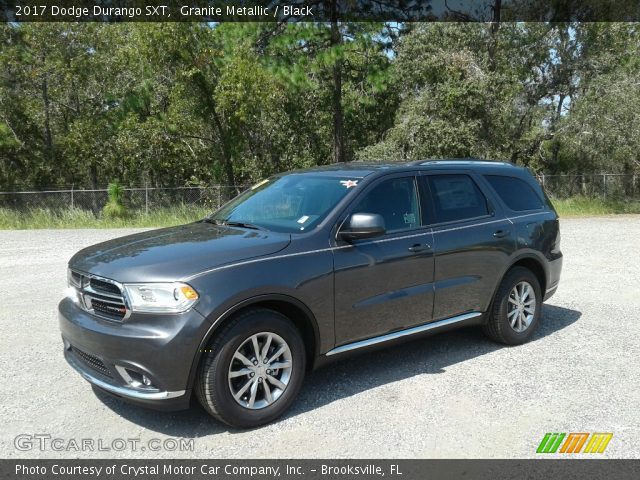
[196,308,306,428]
[483,266,542,345]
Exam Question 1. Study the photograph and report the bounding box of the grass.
[1,197,640,229]
[0,206,211,229]
[552,197,640,217]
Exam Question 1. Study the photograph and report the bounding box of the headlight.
[122,282,199,313]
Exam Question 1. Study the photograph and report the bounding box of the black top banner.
[1,0,640,22]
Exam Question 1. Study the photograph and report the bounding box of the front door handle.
[408,243,431,253]
[493,229,510,238]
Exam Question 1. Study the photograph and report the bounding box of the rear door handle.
[408,243,431,253]
[493,229,510,238]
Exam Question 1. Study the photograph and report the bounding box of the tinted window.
[485,175,543,211]
[211,175,355,233]
[427,174,489,223]
[352,177,420,232]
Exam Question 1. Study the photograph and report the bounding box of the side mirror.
[340,213,386,241]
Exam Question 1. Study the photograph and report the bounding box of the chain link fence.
[0,174,639,215]
[0,186,242,215]
[537,174,640,200]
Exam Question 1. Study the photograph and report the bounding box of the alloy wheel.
[507,281,536,333]
[228,332,293,410]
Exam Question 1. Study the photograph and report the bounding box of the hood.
[69,222,291,283]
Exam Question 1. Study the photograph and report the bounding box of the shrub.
[102,182,130,219]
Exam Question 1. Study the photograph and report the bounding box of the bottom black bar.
[2,460,640,480]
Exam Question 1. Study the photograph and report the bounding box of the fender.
[185,293,321,390]
[483,251,549,315]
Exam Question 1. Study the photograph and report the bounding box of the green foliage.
[0,21,639,193]
[555,69,640,174]
[107,182,125,204]
[102,182,129,219]
[102,202,129,220]
[358,23,640,175]
[3,198,639,229]
[0,207,97,229]
[552,197,640,217]
[0,206,210,229]
[360,23,545,163]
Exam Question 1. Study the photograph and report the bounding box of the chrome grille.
[69,270,82,287]
[89,278,121,295]
[70,270,129,321]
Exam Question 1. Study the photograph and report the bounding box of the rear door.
[333,173,435,345]
[420,171,515,320]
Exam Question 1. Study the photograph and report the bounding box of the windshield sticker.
[403,213,416,224]
[340,180,359,188]
[297,215,310,224]
[251,178,269,190]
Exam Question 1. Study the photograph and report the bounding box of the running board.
[325,311,483,356]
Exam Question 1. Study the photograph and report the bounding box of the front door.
[333,175,435,346]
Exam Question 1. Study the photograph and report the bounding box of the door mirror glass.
[340,213,386,241]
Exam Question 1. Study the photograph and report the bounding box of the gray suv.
[59,160,562,427]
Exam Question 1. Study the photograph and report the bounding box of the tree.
[1,21,638,194]
[262,20,395,163]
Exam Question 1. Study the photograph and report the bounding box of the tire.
[196,308,306,428]
[483,266,542,345]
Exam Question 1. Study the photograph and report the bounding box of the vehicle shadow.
[95,303,580,437]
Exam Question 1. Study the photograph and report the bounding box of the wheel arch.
[187,294,320,391]
[508,255,547,295]
[485,253,548,315]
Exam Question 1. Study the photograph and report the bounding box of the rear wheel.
[196,308,306,428]
[483,266,542,345]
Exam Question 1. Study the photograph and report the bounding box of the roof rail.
[411,158,514,167]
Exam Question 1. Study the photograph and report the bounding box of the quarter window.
[427,174,489,223]
[484,175,543,211]
[352,177,420,232]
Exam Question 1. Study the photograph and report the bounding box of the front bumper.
[58,296,209,410]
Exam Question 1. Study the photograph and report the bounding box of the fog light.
[115,366,158,390]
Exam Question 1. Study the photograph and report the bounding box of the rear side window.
[427,174,489,223]
[485,175,543,211]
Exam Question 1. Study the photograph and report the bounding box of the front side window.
[210,175,358,233]
[485,175,543,211]
[352,177,420,232]
[427,174,489,223]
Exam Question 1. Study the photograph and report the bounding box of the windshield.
[209,174,361,233]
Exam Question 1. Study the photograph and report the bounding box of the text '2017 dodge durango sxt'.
[59,160,562,427]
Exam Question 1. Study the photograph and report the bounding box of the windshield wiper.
[203,218,264,230]
[223,221,264,230]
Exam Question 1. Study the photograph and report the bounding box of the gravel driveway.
[1,217,639,458]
